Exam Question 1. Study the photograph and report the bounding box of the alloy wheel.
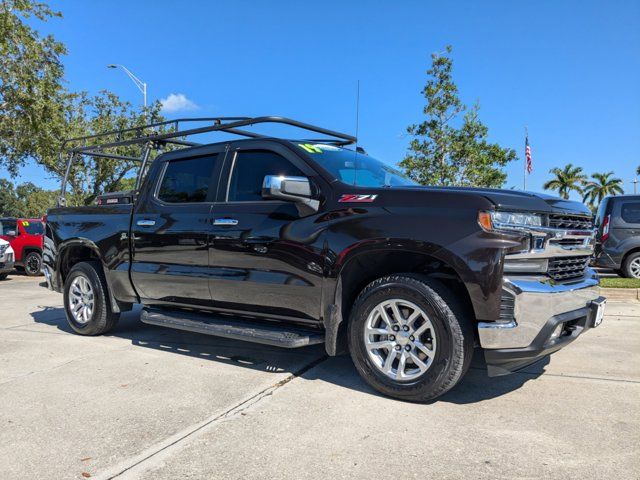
[630,257,640,279]
[26,254,41,275]
[68,275,95,324]
[364,298,437,381]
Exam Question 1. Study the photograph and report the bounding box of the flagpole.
[524,126,528,190]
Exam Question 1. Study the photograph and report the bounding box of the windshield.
[296,143,417,187]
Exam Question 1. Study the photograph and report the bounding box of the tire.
[622,252,640,279]
[0,272,8,281]
[63,261,120,335]
[24,251,43,276]
[348,274,474,403]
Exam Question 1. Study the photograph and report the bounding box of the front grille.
[547,256,590,281]
[548,214,592,230]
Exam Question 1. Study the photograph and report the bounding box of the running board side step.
[140,308,325,348]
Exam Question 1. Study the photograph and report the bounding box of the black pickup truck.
[43,116,606,402]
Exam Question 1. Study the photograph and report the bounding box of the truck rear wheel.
[63,261,120,335]
[348,274,473,402]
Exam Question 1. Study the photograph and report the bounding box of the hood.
[399,186,592,216]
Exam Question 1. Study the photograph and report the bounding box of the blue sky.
[4,0,639,200]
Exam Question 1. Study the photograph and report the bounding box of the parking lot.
[0,275,638,480]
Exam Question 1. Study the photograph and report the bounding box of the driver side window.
[227,150,304,202]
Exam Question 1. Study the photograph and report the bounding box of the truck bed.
[45,204,136,304]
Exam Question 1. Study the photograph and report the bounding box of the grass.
[600,277,640,289]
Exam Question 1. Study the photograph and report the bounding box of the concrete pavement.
[0,275,638,479]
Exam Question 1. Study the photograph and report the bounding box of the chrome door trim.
[213,218,239,226]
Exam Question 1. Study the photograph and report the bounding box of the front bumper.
[0,261,14,273]
[478,268,603,375]
[0,252,15,273]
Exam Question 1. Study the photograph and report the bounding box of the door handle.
[136,219,156,227]
[214,218,239,226]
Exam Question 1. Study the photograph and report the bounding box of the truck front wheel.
[63,261,120,335]
[24,251,43,276]
[348,274,473,402]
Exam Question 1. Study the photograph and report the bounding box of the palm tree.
[543,164,587,199]
[582,172,624,207]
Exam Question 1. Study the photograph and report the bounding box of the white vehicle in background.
[0,238,15,280]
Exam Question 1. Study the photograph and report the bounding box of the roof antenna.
[353,80,360,186]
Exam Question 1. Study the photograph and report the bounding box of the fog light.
[550,324,563,340]
[503,258,549,273]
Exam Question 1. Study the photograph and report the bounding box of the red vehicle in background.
[0,218,45,276]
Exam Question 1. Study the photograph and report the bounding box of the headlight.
[0,244,7,256]
[478,211,543,232]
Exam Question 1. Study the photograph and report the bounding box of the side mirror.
[262,175,319,211]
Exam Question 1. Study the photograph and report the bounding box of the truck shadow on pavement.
[31,306,548,404]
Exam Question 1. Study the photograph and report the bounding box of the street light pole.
[107,64,148,109]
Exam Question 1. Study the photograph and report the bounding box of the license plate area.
[591,298,606,328]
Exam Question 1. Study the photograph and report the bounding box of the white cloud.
[160,93,199,113]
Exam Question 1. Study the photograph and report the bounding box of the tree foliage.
[542,164,587,199]
[582,172,624,208]
[50,91,166,205]
[0,0,68,176]
[0,177,57,217]
[400,46,517,187]
[1,1,171,206]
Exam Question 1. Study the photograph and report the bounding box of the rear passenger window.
[158,155,218,203]
[621,202,640,224]
[227,150,304,202]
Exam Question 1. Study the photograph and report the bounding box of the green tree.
[0,178,21,216]
[400,46,517,187]
[15,181,57,216]
[0,178,57,216]
[1,2,162,206]
[582,172,624,208]
[542,164,587,199]
[48,90,165,205]
[0,0,68,176]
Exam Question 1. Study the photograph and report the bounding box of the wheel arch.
[57,239,122,313]
[22,246,43,256]
[622,247,640,276]
[324,246,477,356]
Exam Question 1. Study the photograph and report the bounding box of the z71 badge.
[338,194,378,203]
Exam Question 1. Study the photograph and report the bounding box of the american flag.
[525,135,533,174]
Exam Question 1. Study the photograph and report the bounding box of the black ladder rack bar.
[67,116,356,152]
[58,115,356,206]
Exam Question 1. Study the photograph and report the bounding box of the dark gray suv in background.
[594,195,640,278]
